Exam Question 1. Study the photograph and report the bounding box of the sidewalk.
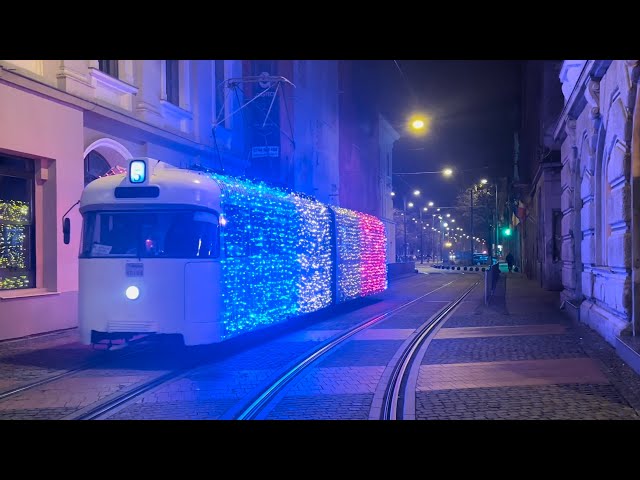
[415,272,640,419]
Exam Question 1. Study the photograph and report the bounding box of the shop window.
[0,154,35,290]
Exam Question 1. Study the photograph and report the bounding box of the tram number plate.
[126,263,144,277]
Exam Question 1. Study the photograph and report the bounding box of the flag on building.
[511,199,520,227]
[517,201,527,222]
[510,199,527,227]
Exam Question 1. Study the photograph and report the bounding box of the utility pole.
[419,208,424,264]
[431,213,436,262]
[403,196,408,262]
[470,186,474,263]
[494,180,499,263]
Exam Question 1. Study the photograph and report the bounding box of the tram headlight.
[125,286,140,300]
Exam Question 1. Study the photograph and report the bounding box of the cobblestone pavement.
[0,273,449,420]
[0,329,191,420]
[4,270,639,420]
[414,272,640,420]
[107,273,474,420]
[259,276,481,420]
[0,328,106,394]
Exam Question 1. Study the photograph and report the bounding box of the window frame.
[0,156,36,290]
[84,150,112,187]
[79,208,221,260]
[165,60,180,106]
[98,60,119,79]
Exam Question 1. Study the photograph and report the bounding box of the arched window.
[594,125,607,266]
[84,150,111,186]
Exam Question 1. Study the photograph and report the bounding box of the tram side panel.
[214,178,300,341]
[291,193,334,314]
[358,212,387,296]
[331,206,388,304]
[332,207,362,303]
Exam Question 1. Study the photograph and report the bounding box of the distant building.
[554,60,640,345]
[337,61,399,263]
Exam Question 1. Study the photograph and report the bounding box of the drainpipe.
[630,64,640,337]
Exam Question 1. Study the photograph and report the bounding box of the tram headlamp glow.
[125,286,140,300]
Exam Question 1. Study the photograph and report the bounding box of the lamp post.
[441,221,448,263]
[419,207,430,264]
[470,187,474,261]
[401,189,420,262]
[431,213,436,262]
[494,180,499,263]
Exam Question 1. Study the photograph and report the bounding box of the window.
[0,155,35,290]
[98,60,119,78]
[552,209,562,262]
[166,60,180,105]
[80,210,219,259]
[84,150,111,186]
[214,60,226,123]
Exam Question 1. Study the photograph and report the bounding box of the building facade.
[516,60,564,291]
[0,59,395,341]
[554,60,640,345]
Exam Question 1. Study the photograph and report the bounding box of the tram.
[73,158,387,346]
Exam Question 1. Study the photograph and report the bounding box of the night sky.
[353,60,522,209]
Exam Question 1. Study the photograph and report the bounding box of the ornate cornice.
[554,60,613,142]
[585,78,601,119]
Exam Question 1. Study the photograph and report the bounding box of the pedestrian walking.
[506,252,514,272]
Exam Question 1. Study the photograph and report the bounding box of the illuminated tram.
[73,158,387,346]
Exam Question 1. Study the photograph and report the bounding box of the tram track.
[379,280,479,420]
[0,336,156,403]
[71,276,465,420]
[226,279,476,420]
[4,272,475,420]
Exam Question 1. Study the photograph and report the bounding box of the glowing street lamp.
[428,201,434,207]
[442,168,453,177]
[408,114,431,135]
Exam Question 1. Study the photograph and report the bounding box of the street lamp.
[408,114,431,135]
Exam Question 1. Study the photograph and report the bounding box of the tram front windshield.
[80,210,219,258]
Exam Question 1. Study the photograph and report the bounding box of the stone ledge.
[616,336,640,377]
[387,262,417,279]
[0,288,61,301]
